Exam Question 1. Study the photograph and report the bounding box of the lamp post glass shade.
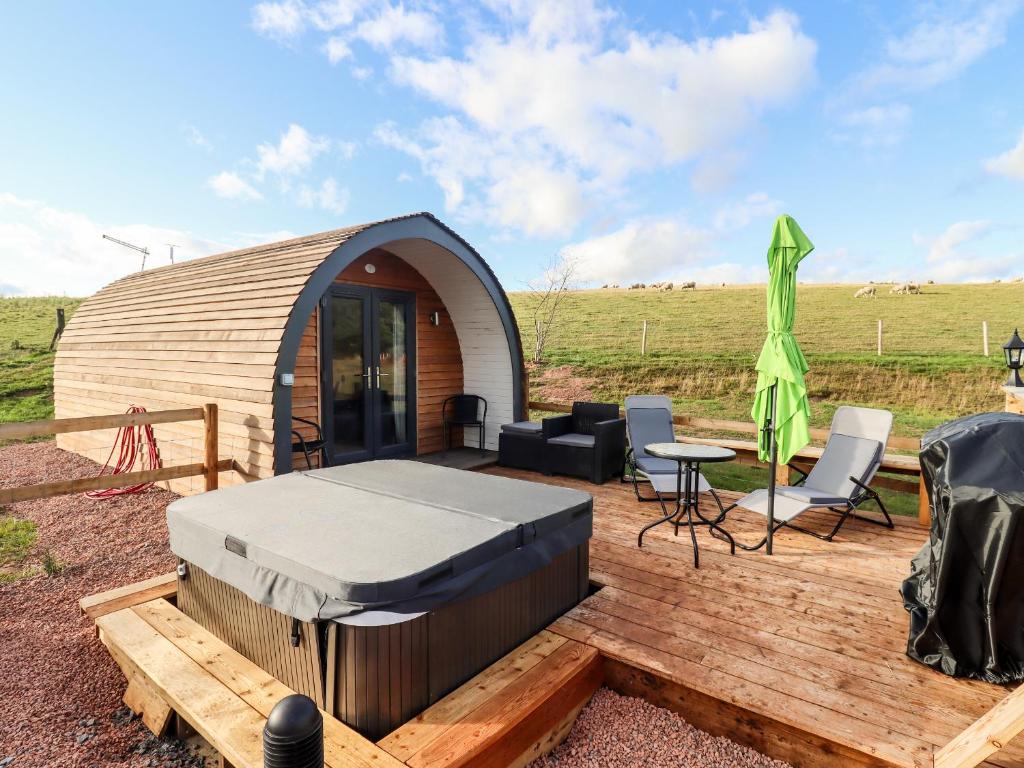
[1005,329,1024,387]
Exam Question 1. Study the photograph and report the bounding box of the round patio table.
[637,443,737,568]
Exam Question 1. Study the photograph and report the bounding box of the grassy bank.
[511,283,1016,439]
[0,297,82,425]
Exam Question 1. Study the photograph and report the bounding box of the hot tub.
[167,460,592,739]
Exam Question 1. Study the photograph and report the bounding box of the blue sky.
[1,0,1023,296]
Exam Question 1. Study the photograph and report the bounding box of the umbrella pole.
[765,383,778,556]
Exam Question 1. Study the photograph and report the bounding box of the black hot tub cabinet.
[167,460,592,739]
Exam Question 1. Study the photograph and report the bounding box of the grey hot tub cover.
[167,461,592,624]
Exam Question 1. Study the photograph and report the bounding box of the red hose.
[85,405,163,499]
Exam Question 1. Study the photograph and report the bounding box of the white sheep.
[854,286,877,298]
[678,281,696,290]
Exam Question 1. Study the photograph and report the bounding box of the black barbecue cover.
[901,412,1024,682]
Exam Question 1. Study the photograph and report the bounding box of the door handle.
[374,367,390,388]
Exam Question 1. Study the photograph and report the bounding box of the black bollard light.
[263,694,323,768]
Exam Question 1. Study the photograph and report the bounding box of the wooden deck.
[485,466,1024,768]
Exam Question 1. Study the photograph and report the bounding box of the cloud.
[182,124,213,151]
[297,177,350,215]
[378,8,815,235]
[355,3,444,50]
[252,0,307,41]
[832,103,912,148]
[255,123,331,178]
[559,217,718,285]
[251,0,366,41]
[207,171,264,201]
[856,1,1021,92]
[984,129,1024,180]
[208,124,351,210]
[915,219,993,262]
[0,193,230,296]
[324,36,352,63]
[713,192,782,231]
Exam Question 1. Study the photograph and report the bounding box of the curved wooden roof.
[54,213,524,486]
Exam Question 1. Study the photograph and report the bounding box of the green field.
[0,285,1017,516]
[510,283,1020,439]
[0,297,82,425]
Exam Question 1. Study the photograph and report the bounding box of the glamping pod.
[54,213,527,492]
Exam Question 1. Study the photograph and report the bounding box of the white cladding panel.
[387,238,515,451]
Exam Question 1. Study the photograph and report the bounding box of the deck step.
[378,629,602,768]
[80,572,177,619]
[96,599,403,768]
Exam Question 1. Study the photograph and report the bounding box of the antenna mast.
[165,243,181,265]
[102,234,151,271]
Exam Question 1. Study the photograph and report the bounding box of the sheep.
[854,286,877,298]
[1012,277,1024,284]
[678,281,696,290]
[890,282,922,295]
[660,282,674,291]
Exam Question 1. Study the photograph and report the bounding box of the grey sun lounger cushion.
[625,395,712,494]
[168,461,591,623]
[547,433,596,448]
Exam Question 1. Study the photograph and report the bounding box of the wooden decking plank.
[489,467,1024,767]
[559,620,931,767]
[587,560,1005,708]
[79,572,178,620]
[96,608,265,768]
[406,641,601,768]
[378,629,568,762]
[131,599,402,768]
[581,592,974,746]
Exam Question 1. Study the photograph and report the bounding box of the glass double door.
[321,286,415,464]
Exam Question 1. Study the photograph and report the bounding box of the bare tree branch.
[527,255,577,364]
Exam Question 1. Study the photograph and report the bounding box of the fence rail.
[0,404,223,504]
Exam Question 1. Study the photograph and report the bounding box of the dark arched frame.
[273,214,527,474]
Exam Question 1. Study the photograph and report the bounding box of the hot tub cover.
[168,461,592,623]
[901,412,1024,682]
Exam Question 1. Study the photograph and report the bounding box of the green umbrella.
[752,215,813,552]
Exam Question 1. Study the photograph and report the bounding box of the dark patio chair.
[543,401,626,484]
[292,416,330,470]
[442,394,487,454]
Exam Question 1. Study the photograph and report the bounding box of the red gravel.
[530,688,793,768]
[0,441,202,767]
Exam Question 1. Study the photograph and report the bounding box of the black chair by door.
[292,416,331,470]
[442,395,488,455]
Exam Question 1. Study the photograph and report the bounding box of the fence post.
[877,319,883,356]
[983,321,990,357]
[641,320,648,355]
[203,403,219,492]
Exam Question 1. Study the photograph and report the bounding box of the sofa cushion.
[501,421,542,436]
[547,433,596,449]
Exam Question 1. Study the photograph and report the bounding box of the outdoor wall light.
[1003,329,1024,387]
[429,310,441,327]
[364,263,376,274]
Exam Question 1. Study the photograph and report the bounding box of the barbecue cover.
[901,412,1024,682]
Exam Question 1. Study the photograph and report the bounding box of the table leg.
[685,462,699,568]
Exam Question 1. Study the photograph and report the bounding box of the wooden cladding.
[177,564,327,708]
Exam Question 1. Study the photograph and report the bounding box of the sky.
[1,0,1023,297]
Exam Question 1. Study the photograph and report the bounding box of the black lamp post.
[1004,329,1024,387]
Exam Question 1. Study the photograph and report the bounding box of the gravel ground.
[530,688,793,768]
[0,441,203,768]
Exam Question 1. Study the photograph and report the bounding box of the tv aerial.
[102,234,150,271]
[165,243,181,265]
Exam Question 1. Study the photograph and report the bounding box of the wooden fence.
[0,404,230,505]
